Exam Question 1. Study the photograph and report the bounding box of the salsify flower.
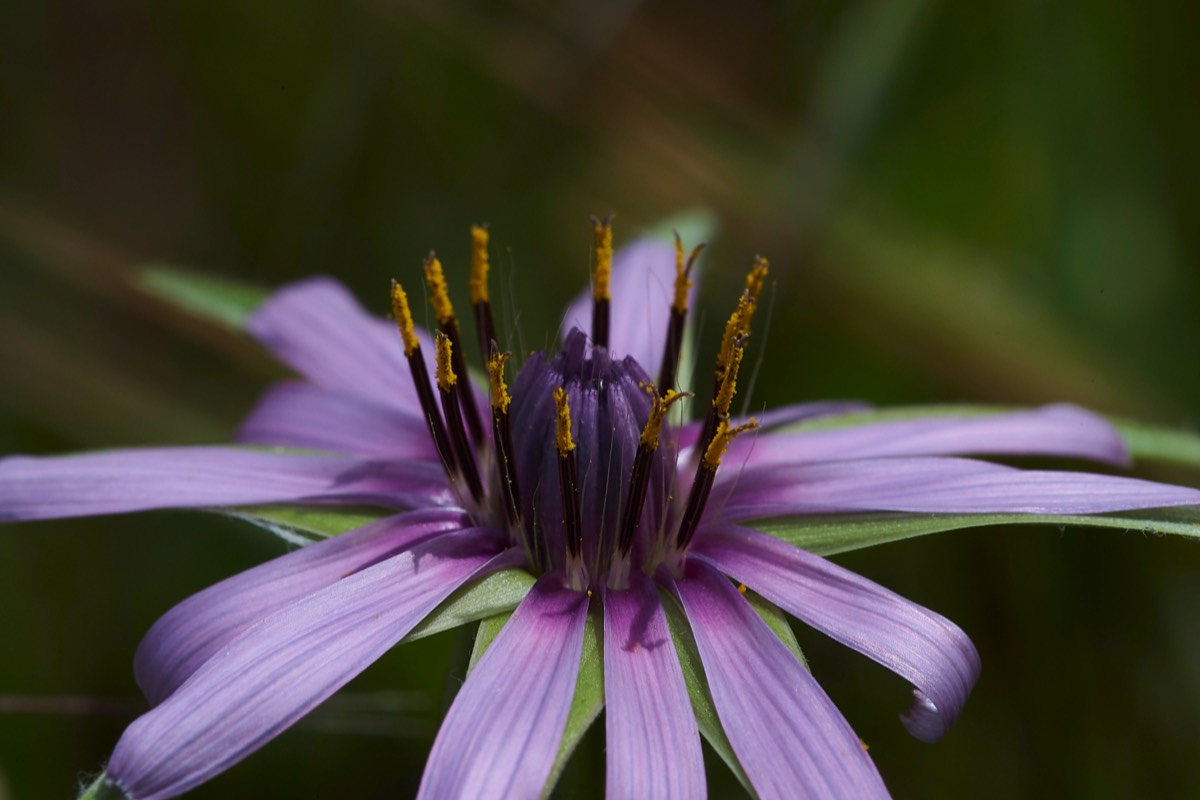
[5,221,1200,800]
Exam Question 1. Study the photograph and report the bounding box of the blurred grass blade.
[137,264,268,331]
[755,507,1200,557]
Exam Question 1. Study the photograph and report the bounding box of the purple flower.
[6,224,1200,800]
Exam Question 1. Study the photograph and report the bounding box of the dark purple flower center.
[390,223,767,592]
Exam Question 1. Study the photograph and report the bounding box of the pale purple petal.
[245,276,435,410]
[676,400,872,449]
[106,529,520,800]
[560,238,685,371]
[603,573,704,800]
[0,447,454,521]
[237,381,436,459]
[693,525,979,742]
[136,507,468,705]
[722,404,1128,469]
[418,575,589,800]
[670,562,888,799]
[712,456,1200,521]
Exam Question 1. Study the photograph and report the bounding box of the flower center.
[390,221,766,592]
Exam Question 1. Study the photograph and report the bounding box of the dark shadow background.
[2,1,1199,797]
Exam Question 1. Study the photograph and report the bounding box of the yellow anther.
[737,583,748,594]
[553,387,575,454]
[715,294,753,377]
[745,255,769,301]
[389,281,420,356]
[591,215,613,302]
[486,351,512,413]
[423,253,456,326]
[639,389,687,449]
[435,332,457,392]
[470,225,490,305]
[671,232,694,313]
[702,419,759,471]
[713,341,744,417]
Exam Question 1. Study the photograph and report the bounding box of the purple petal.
[237,381,436,459]
[713,456,1200,521]
[106,529,520,800]
[418,575,590,799]
[560,239,686,372]
[693,525,979,742]
[677,400,872,449]
[722,404,1129,469]
[246,276,437,410]
[603,573,704,800]
[669,562,889,799]
[0,447,454,521]
[136,508,468,705]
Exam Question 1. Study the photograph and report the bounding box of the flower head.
[6,222,1200,799]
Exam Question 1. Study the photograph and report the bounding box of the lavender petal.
[237,381,436,459]
[0,446,454,521]
[693,524,979,742]
[136,508,468,705]
[670,562,889,799]
[677,400,873,448]
[106,529,518,800]
[713,456,1200,521]
[603,573,704,800]
[722,404,1129,469]
[418,575,589,799]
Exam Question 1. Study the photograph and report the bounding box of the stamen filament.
[617,389,688,556]
[590,214,613,349]
[675,418,759,551]
[469,225,498,373]
[487,350,523,534]
[424,253,485,445]
[391,281,457,478]
[436,333,483,503]
[657,233,705,393]
[554,387,583,561]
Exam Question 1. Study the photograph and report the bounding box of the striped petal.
[713,456,1200,521]
[135,508,468,705]
[418,574,590,799]
[237,381,436,459]
[603,573,704,800]
[670,562,888,799]
[0,447,453,521]
[106,529,519,800]
[722,404,1128,469]
[693,525,979,742]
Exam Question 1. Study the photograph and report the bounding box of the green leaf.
[406,568,534,643]
[754,507,1200,557]
[219,504,393,546]
[782,403,1200,472]
[466,601,605,799]
[137,264,268,331]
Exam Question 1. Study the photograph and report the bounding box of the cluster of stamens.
[390,221,768,591]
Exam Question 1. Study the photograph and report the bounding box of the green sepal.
[755,506,1200,557]
[220,504,393,545]
[137,264,268,331]
[77,774,128,800]
[406,568,534,644]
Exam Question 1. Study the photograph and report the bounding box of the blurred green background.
[2,0,1199,797]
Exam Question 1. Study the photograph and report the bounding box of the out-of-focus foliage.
[2,1,1198,797]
